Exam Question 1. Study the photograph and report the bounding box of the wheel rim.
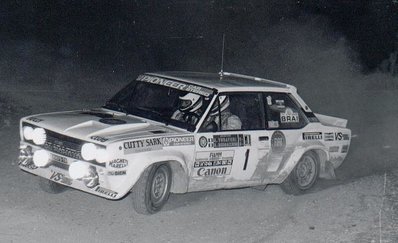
[295,154,317,189]
[150,165,169,206]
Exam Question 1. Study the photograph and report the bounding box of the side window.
[263,92,308,129]
[200,93,265,132]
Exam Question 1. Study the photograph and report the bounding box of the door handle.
[259,136,269,141]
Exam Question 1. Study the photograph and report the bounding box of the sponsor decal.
[162,136,195,146]
[199,136,208,148]
[303,132,323,140]
[27,117,43,123]
[341,145,349,153]
[213,134,251,148]
[324,132,334,141]
[51,154,68,164]
[137,75,213,97]
[108,170,127,176]
[90,136,108,143]
[193,151,234,177]
[50,171,72,185]
[271,131,286,153]
[334,132,350,141]
[266,95,272,105]
[109,159,128,168]
[20,162,38,170]
[43,142,82,160]
[123,138,162,154]
[280,108,299,123]
[268,120,279,129]
[95,186,118,198]
[329,146,339,153]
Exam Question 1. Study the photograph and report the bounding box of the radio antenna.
[219,34,225,79]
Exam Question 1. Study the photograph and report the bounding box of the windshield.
[103,75,214,130]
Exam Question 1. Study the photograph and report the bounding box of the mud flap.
[319,160,336,180]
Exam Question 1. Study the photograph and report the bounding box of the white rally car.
[18,72,351,214]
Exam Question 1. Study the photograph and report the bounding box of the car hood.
[22,109,184,144]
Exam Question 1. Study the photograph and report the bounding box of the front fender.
[116,149,189,198]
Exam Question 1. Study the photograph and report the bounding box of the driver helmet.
[210,95,230,116]
[178,93,203,112]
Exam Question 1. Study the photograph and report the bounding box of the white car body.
[19,72,351,211]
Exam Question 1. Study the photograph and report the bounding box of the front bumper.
[18,143,121,200]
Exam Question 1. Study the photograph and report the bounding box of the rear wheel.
[39,177,67,194]
[131,163,172,215]
[280,151,319,195]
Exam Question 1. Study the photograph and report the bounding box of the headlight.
[23,126,47,145]
[23,126,34,140]
[95,148,108,163]
[81,143,97,161]
[33,149,51,167]
[69,162,99,188]
[32,128,46,145]
[81,143,108,163]
[69,162,91,179]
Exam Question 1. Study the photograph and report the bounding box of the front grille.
[43,130,83,160]
[22,122,105,167]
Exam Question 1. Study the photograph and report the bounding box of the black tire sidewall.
[293,152,319,191]
[281,151,320,195]
[144,164,172,213]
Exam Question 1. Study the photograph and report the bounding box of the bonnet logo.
[90,136,108,142]
[27,117,43,123]
[109,159,128,168]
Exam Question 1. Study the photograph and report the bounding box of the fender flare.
[117,149,189,198]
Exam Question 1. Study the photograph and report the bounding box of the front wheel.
[39,177,67,194]
[131,163,172,215]
[280,151,319,195]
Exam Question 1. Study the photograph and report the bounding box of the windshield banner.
[137,75,213,97]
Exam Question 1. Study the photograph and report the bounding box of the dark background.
[2,0,397,75]
[2,1,398,181]
[1,2,398,241]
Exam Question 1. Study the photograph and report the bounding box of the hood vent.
[99,118,127,125]
[150,130,166,134]
[80,111,113,119]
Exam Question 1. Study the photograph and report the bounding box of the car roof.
[145,71,294,92]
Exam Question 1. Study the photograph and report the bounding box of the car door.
[189,92,269,191]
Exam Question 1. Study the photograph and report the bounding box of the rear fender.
[274,144,329,183]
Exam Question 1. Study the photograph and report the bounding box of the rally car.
[18,72,351,214]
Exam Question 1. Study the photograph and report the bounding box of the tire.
[280,151,319,195]
[39,177,67,194]
[131,163,172,215]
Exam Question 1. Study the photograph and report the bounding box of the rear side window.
[263,93,308,129]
